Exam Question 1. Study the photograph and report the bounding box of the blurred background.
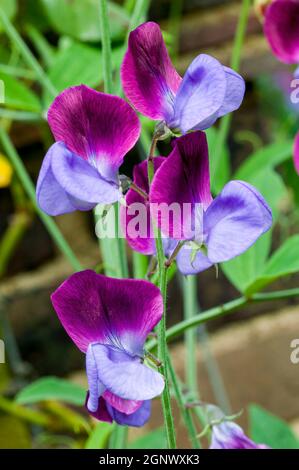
[0,0,299,449]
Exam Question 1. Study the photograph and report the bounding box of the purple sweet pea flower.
[264,0,299,64]
[149,132,272,275]
[37,85,141,216]
[51,270,164,427]
[210,421,269,449]
[121,22,245,135]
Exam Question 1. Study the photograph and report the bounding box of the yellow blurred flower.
[0,154,13,188]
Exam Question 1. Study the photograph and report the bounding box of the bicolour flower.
[37,85,140,216]
[210,421,269,449]
[121,22,245,135]
[51,270,164,426]
[150,132,272,275]
[264,0,299,64]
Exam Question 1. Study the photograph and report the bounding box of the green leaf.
[43,40,123,108]
[130,427,167,449]
[245,235,299,295]
[0,0,17,32]
[40,0,129,42]
[235,140,293,181]
[85,422,113,449]
[221,169,286,293]
[249,404,299,449]
[206,127,230,194]
[16,376,86,406]
[1,73,41,112]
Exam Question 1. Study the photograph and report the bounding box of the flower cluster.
[37,21,272,443]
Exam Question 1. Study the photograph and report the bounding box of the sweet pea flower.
[149,132,272,275]
[37,85,140,216]
[51,270,164,426]
[264,0,299,65]
[121,22,245,135]
[210,421,269,449]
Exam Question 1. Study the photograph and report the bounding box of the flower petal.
[50,142,120,206]
[294,131,299,174]
[217,67,245,118]
[51,270,163,354]
[176,245,213,275]
[85,395,113,423]
[36,143,77,216]
[150,132,212,239]
[204,181,272,263]
[264,0,299,64]
[171,54,227,133]
[107,400,151,427]
[48,85,140,179]
[121,158,165,255]
[91,343,164,401]
[121,22,182,121]
[103,390,142,415]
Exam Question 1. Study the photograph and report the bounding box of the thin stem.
[147,287,299,350]
[99,0,114,94]
[0,127,82,271]
[147,135,176,449]
[0,395,51,428]
[0,7,57,98]
[213,0,251,176]
[166,354,200,449]
[129,182,148,199]
[183,276,198,394]
[0,109,42,122]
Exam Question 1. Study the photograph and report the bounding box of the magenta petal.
[294,132,299,174]
[85,395,113,423]
[204,181,272,263]
[121,158,165,255]
[48,85,140,179]
[51,270,163,353]
[172,54,227,132]
[107,400,151,427]
[150,132,212,239]
[103,390,142,415]
[91,344,164,401]
[264,0,299,64]
[121,22,182,121]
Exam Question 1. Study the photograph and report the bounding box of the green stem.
[0,127,82,271]
[0,64,36,79]
[0,7,57,98]
[99,0,114,94]
[0,109,42,122]
[148,287,299,349]
[166,354,199,449]
[183,276,198,395]
[213,0,251,175]
[0,395,51,428]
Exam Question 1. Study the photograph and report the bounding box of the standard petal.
[107,400,151,427]
[150,132,212,239]
[294,132,299,174]
[51,270,163,353]
[91,343,164,401]
[121,158,165,255]
[36,143,76,216]
[50,142,120,206]
[48,85,140,179]
[204,180,272,263]
[176,245,213,275]
[121,22,182,121]
[217,67,245,118]
[171,54,227,133]
[264,0,299,64]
